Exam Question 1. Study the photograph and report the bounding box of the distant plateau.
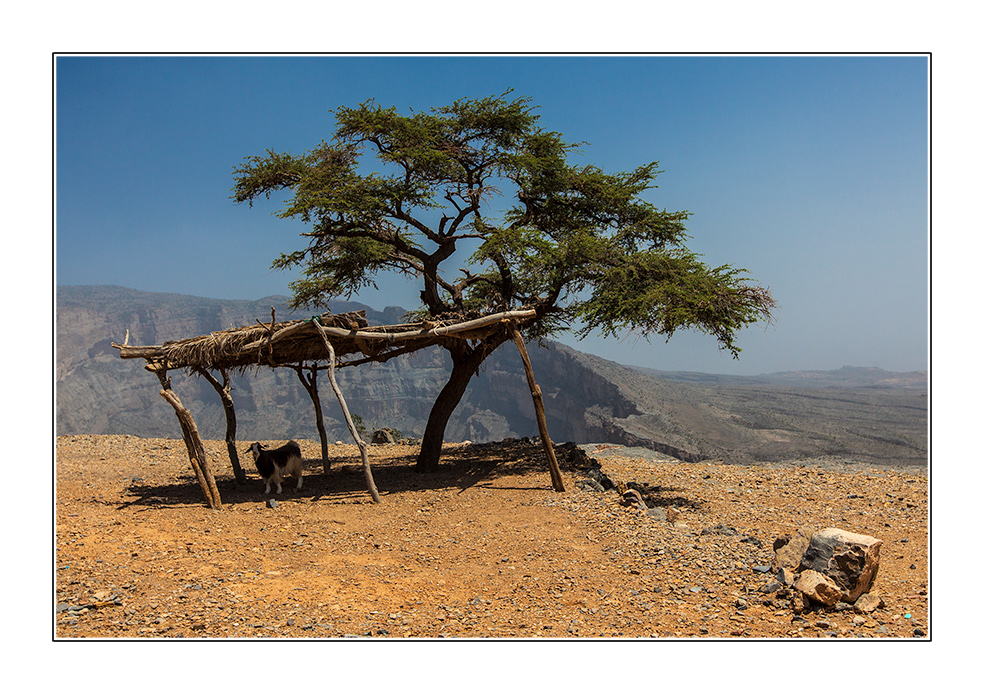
[56,285,928,468]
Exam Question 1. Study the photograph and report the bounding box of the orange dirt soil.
[55,435,928,639]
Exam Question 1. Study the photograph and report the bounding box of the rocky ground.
[55,435,929,640]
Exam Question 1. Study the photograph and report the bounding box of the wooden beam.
[317,308,538,342]
[113,344,165,359]
[239,309,538,352]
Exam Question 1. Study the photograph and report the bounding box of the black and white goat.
[249,441,303,494]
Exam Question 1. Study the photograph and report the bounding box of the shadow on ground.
[118,440,583,510]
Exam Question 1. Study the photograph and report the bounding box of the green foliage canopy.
[232,92,775,357]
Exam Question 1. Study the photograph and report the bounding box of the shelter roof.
[113,308,538,373]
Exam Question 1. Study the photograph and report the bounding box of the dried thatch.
[113,308,538,373]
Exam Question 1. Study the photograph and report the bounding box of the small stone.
[266,498,278,509]
[795,569,845,606]
[587,468,615,490]
[621,489,646,510]
[854,591,885,614]
[792,591,810,615]
[701,523,738,536]
[577,478,605,493]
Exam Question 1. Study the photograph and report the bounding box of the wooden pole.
[198,368,246,484]
[312,321,382,504]
[507,323,566,492]
[294,365,331,474]
[154,369,222,509]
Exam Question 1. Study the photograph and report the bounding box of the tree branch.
[393,200,442,244]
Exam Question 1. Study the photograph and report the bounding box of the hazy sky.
[55,54,928,375]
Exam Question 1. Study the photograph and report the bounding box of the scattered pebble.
[55,436,928,639]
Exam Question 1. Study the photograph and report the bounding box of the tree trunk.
[416,334,507,473]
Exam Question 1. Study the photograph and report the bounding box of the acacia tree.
[233,92,776,473]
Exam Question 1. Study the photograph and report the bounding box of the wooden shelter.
[113,308,566,509]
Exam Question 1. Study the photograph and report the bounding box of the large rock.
[371,429,397,444]
[773,526,816,569]
[798,528,882,603]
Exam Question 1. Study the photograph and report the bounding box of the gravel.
[55,435,929,639]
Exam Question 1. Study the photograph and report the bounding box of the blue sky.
[55,55,928,375]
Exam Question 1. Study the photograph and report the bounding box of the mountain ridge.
[628,364,926,390]
[56,285,928,467]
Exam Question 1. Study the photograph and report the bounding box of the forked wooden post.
[312,320,382,504]
[294,365,331,474]
[153,367,222,509]
[198,367,246,484]
[507,322,566,492]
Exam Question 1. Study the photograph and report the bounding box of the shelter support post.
[312,321,382,504]
[294,365,331,474]
[198,367,246,484]
[507,323,566,492]
[153,367,222,509]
